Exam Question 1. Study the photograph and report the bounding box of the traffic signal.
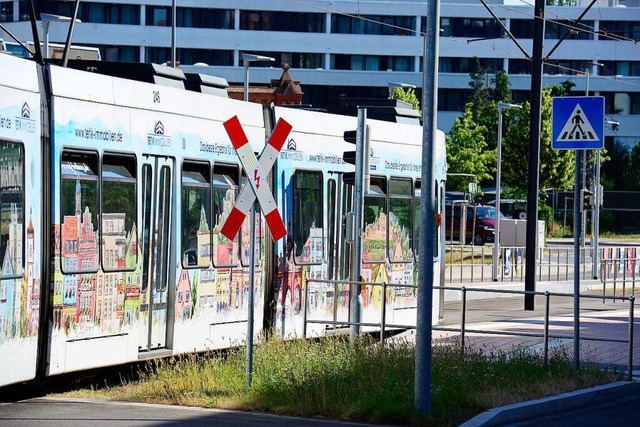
[581,188,593,209]
[343,129,357,185]
[342,127,370,191]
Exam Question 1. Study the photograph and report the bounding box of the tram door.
[139,156,174,353]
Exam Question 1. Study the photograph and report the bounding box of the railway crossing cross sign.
[552,96,604,150]
[221,115,291,241]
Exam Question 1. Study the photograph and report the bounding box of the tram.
[0,40,446,388]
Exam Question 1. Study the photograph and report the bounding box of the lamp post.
[585,61,603,274]
[583,62,603,247]
[41,13,81,59]
[242,53,275,102]
[493,102,521,282]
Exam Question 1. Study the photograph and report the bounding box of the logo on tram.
[147,120,171,147]
[15,101,36,133]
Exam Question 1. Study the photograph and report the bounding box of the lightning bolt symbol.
[254,169,260,189]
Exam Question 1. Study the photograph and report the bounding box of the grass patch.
[58,336,621,426]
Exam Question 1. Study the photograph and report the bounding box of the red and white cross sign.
[220,115,291,241]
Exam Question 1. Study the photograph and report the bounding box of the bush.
[599,211,615,233]
[538,205,553,232]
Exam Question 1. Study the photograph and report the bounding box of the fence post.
[380,282,387,345]
[333,280,338,330]
[461,286,467,352]
[544,290,550,365]
[302,278,309,338]
[628,295,635,381]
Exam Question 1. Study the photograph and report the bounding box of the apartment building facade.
[1,0,639,142]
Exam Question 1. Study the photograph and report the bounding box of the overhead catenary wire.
[282,0,640,89]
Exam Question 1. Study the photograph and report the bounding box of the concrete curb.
[460,381,640,427]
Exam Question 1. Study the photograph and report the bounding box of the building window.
[437,89,469,112]
[146,47,233,66]
[293,170,323,264]
[241,11,324,32]
[545,20,594,40]
[0,1,13,22]
[599,21,640,41]
[42,1,140,25]
[440,57,504,74]
[630,93,640,115]
[98,45,138,62]
[510,19,534,39]
[437,17,503,38]
[601,61,640,77]
[508,59,531,75]
[0,141,24,277]
[101,153,137,271]
[147,6,233,29]
[245,51,325,69]
[332,14,414,36]
[331,54,414,71]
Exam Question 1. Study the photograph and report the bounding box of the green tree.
[626,143,640,190]
[500,87,575,196]
[393,87,420,113]
[468,65,512,155]
[602,138,630,190]
[446,105,494,190]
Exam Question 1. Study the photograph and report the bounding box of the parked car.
[445,203,503,245]
[487,199,527,220]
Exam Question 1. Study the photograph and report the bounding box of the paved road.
[508,395,640,427]
[0,398,379,427]
[1,285,638,427]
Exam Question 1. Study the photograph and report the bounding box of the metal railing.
[440,286,635,380]
[600,247,640,299]
[303,277,636,379]
[445,244,596,283]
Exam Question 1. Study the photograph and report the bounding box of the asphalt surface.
[2,275,639,426]
[0,398,380,427]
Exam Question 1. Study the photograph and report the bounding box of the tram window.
[101,153,137,271]
[239,174,262,268]
[212,163,239,267]
[0,141,24,278]
[61,151,99,273]
[414,180,421,259]
[141,165,152,294]
[389,178,413,262]
[413,180,439,260]
[363,176,387,263]
[155,166,171,292]
[327,179,336,279]
[293,170,323,264]
[181,161,211,268]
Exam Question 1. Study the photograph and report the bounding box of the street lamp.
[41,13,81,59]
[242,53,275,102]
[493,102,521,282]
[583,62,603,247]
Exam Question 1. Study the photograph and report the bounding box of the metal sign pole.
[573,152,581,370]
[246,202,258,387]
[350,108,366,338]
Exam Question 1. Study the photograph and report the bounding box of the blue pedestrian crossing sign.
[552,96,604,150]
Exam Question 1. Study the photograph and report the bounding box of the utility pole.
[416,0,439,414]
[524,0,545,310]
